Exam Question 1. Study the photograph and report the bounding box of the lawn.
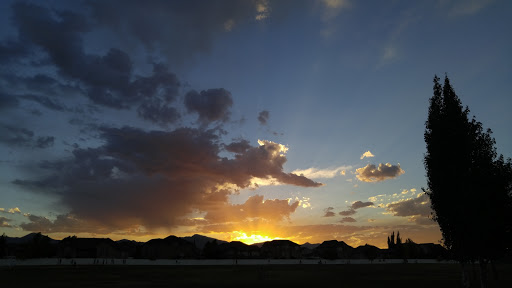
[1,263,511,287]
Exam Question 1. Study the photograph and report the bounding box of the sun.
[232,232,280,245]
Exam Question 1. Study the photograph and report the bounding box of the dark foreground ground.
[1,263,511,288]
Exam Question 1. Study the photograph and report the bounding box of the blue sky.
[1,0,511,247]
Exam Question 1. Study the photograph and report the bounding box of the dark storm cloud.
[86,0,269,64]
[323,207,335,217]
[21,94,67,112]
[1,73,79,97]
[0,124,55,149]
[0,38,31,64]
[137,99,180,125]
[185,89,233,124]
[0,124,34,147]
[14,126,321,232]
[225,139,251,154]
[0,93,19,110]
[19,214,113,234]
[11,2,91,75]
[10,2,181,124]
[35,136,55,149]
[355,163,405,182]
[258,110,269,125]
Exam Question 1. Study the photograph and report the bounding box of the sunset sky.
[1,0,511,248]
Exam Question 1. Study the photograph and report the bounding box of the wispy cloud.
[442,0,493,16]
[322,0,350,21]
[292,165,351,179]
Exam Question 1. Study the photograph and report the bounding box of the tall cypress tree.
[424,75,512,286]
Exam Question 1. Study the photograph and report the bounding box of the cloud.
[0,93,20,111]
[19,213,116,234]
[204,195,299,223]
[323,207,335,217]
[337,200,374,217]
[360,151,375,159]
[0,124,55,149]
[3,208,17,213]
[9,207,21,214]
[340,217,356,223]
[339,209,356,216]
[225,139,251,154]
[20,94,68,112]
[258,110,270,125]
[386,193,434,225]
[355,163,405,182]
[0,216,12,227]
[321,0,350,21]
[10,2,182,121]
[382,45,398,62]
[87,0,271,64]
[350,201,374,209]
[443,0,493,16]
[0,38,31,64]
[0,124,34,147]
[408,215,434,226]
[1,74,80,98]
[137,99,180,125]
[185,89,233,124]
[36,136,55,149]
[292,165,351,179]
[13,127,321,233]
[386,193,431,217]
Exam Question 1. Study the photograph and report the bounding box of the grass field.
[1,263,511,287]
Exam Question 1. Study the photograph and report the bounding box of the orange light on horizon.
[231,231,281,245]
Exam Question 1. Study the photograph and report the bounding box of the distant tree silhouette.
[387,231,402,250]
[424,75,512,287]
[388,231,408,260]
[0,233,6,257]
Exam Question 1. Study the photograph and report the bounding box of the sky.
[0,0,511,248]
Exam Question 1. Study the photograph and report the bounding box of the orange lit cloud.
[355,163,404,182]
[360,150,375,159]
[14,128,321,235]
[0,216,12,227]
[204,195,299,223]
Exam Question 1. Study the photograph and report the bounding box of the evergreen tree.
[424,75,512,286]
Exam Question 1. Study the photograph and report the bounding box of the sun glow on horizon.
[231,231,281,245]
